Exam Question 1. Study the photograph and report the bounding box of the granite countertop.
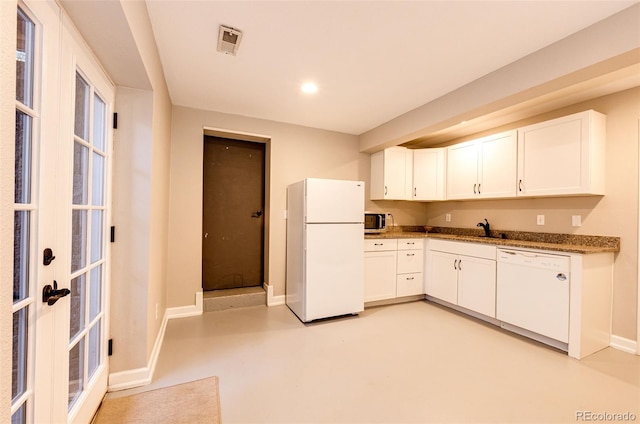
[365,226,620,254]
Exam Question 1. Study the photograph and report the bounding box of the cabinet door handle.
[518,179,523,192]
[478,183,481,195]
[473,183,477,194]
[384,186,388,195]
[458,259,462,271]
[454,259,458,270]
[414,187,417,197]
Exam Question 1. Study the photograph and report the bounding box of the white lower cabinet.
[426,239,497,317]
[364,239,397,302]
[426,250,458,304]
[396,239,424,297]
[457,256,496,317]
[365,238,424,302]
[426,238,614,359]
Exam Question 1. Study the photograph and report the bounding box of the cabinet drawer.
[398,238,424,250]
[396,273,424,297]
[397,249,424,274]
[364,239,398,252]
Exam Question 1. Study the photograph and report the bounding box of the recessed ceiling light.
[301,82,318,94]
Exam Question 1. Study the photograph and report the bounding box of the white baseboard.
[610,335,638,354]
[166,291,204,319]
[108,308,169,391]
[107,291,204,391]
[264,283,285,306]
[108,366,153,391]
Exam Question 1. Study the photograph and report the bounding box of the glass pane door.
[68,71,108,410]
[12,2,113,422]
[12,7,37,424]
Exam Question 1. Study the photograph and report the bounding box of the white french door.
[11,1,113,423]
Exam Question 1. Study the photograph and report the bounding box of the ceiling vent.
[217,25,242,56]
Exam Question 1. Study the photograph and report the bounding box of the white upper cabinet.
[446,141,479,199]
[412,148,446,201]
[447,130,517,200]
[372,110,606,202]
[479,131,518,198]
[370,147,413,200]
[517,110,606,197]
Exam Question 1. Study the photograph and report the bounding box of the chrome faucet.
[477,218,491,237]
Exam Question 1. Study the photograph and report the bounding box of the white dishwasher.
[496,249,570,344]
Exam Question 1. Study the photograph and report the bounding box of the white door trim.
[637,118,640,355]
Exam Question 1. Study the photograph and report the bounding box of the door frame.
[0,0,17,420]
[202,127,271,293]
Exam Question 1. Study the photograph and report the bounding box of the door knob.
[42,280,71,306]
[251,210,263,218]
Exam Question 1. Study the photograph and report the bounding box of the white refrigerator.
[286,178,365,322]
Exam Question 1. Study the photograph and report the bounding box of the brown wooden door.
[202,136,265,290]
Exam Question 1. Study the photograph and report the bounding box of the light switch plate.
[572,215,582,227]
[445,213,451,222]
[537,215,545,225]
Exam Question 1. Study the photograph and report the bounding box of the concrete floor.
[107,301,640,423]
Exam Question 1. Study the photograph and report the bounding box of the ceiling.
[60,1,638,137]
[144,1,637,136]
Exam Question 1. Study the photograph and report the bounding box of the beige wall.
[111,87,154,371]
[0,0,17,421]
[122,1,173,365]
[167,106,374,304]
[413,88,639,341]
[108,1,173,373]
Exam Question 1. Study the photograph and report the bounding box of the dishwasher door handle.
[556,273,567,281]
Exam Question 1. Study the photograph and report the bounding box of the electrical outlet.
[572,215,582,227]
[445,213,451,222]
[537,215,545,225]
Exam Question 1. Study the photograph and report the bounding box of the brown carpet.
[93,377,221,423]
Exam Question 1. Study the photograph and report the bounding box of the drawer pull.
[406,253,415,257]
[406,277,415,280]
[374,243,383,246]
[407,242,415,245]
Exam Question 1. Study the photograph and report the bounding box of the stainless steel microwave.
[364,212,386,233]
